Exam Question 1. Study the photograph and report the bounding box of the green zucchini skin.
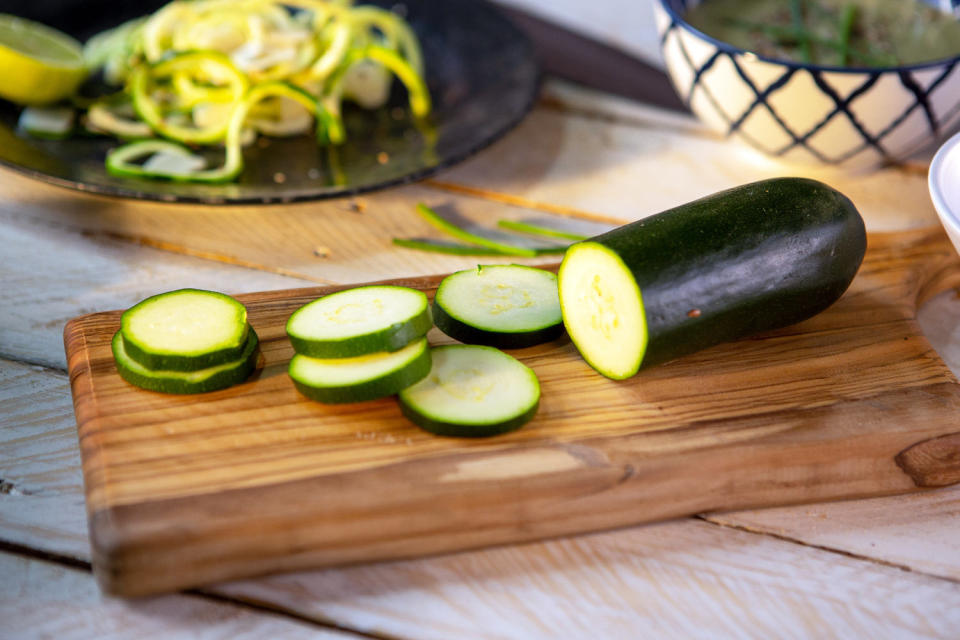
[290,346,432,404]
[288,312,432,359]
[399,398,539,438]
[112,327,260,394]
[572,177,866,369]
[432,302,564,349]
[397,345,541,437]
[286,287,433,359]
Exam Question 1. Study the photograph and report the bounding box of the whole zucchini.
[557,178,866,379]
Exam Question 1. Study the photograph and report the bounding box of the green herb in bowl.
[684,0,960,67]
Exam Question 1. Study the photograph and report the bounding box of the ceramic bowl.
[654,0,960,171]
[929,131,960,253]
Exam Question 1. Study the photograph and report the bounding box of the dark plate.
[0,0,539,204]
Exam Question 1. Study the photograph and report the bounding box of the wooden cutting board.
[65,227,960,597]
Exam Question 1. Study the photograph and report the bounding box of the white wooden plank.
[214,518,960,640]
[0,167,564,289]
[4,355,960,639]
[705,488,960,583]
[0,360,89,560]
[437,89,939,233]
[0,552,353,640]
[0,212,314,370]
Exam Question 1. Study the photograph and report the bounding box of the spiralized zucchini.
[77,0,430,182]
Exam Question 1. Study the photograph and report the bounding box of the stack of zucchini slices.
[112,289,259,394]
[286,286,433,403]
[398,265,558,437]
[286,267,560,437]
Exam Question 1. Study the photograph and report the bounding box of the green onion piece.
[392,238,519,256]
[497,219,590,242]
[790,0,812,64]
[838,5,857,66]
[415,204,538,257]
[723,19,888,66]
[393,237,566,257]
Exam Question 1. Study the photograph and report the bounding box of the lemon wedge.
[0,14,87,106]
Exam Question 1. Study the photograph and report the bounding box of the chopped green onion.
[723,19,890,66]
[790,0,812,64]
[838,5,857,66]
[397,205,579,257]
[497,219,590,242]
[415,204,539,257]
[392,238,520,256]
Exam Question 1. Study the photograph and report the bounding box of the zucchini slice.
[289,337,431,404]
[286,285,431,359]
[18,106,75,139]
[112,327,259,394]
[120,289,249,371]
[398,345,540,437]
[558,177,867,380]
[433,265,564,349]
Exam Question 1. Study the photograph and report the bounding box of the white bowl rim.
[655,0,960,74]
[929,130,960,233]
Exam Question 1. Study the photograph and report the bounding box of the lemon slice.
[0,14,87,106]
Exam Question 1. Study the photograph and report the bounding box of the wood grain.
[214,517,960,640]
[0,170,562,288]
[0,552,354,640]
[0,209,315,370]
[62,226,960,596]
[896,434,960,488]
[0,361,89,558]
[4,355,960,637]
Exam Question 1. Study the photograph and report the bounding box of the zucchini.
[433,265,564,349]
[398,345,540,437]
[112,327,259,394]
[558,178,866,380]
[18,106,75,139]
[289,337,431,404]
[286,285,431,359]
[120,289,249,371]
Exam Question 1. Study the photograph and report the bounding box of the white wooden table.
[3,67,960,639]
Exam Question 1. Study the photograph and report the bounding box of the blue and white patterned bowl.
[654,0,960,171]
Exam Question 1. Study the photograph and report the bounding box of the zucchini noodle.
[78,0,430,183]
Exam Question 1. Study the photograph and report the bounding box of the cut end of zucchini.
[121,289,248,370]
[286,285,431,358]
[558,242,647,380]
[398,345,540,437]
[289,337,430,404]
